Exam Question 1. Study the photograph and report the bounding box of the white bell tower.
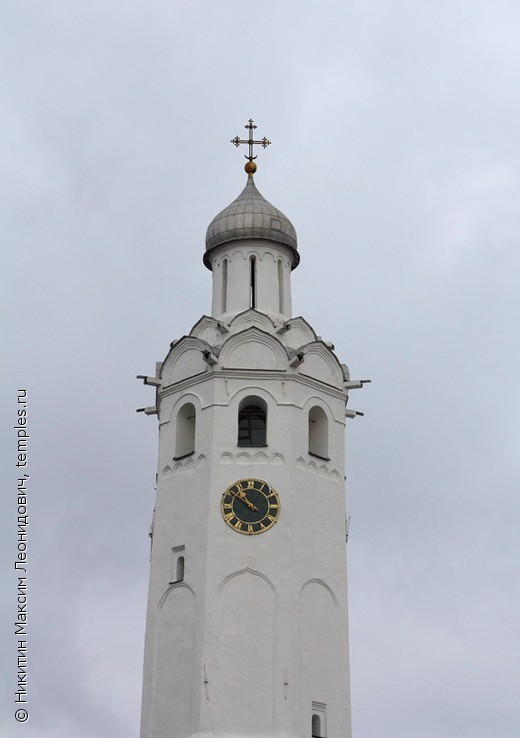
[138,120,364,738]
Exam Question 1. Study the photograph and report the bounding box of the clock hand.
[234,489,258,511]
[230,487,258,511]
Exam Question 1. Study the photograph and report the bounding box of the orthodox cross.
[231,119,271,162]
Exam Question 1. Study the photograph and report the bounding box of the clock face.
[221,478,280,535]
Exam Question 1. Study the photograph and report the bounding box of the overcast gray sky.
[2,1,520,737]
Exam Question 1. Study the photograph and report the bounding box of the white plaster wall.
[139,274,358,738]
[140,356,352,738]
[151,585,196,738]
[214,570,276,735]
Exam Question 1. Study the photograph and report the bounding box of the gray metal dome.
[204,176,299,270]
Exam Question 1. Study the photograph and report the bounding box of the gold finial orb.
[244,160,257,175]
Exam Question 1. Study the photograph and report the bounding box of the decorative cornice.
[158,368,348,405]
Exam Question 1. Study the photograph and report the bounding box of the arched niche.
[308,405,329,460]
[175,402,196,458]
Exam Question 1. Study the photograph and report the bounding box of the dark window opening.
[169,546,185,585]
[250,256,256,309]
[312,714,321,738]
[238,403,266,446]
[176,556,185,582]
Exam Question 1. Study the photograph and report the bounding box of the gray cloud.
[2,2,519,737]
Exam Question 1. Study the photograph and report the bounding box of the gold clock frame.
[220,478,280,535]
